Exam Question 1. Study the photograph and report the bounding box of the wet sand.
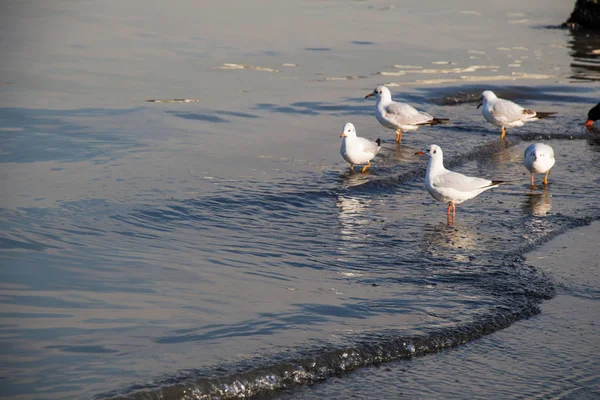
[281,221,600,399]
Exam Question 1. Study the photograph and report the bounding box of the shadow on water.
[0,108,144,163]
[165,110,261,123]
[253,101,370,117]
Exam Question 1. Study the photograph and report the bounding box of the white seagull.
[523,143,555,187]
[477,90,556,139]
[340,122,381,173]
[416,144,507,224]
[365,85,448,144]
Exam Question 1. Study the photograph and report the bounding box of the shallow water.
[279,222,600,400]
[1,1,600,399]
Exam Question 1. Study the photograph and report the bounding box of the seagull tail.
[490,180,509,187]
[534,111,557,120]
[375,138,381,146]
[428,118,450,125]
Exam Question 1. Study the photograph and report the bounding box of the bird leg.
[361,161,371,173]
[530,173,536,189]
[395,129,403,144]
[349,165,355,172]
[543,170,550,185]
[500,126,506,140]
[451,202,456,225]
[447,203,454,225]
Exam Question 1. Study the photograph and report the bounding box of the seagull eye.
[433,150,437,154]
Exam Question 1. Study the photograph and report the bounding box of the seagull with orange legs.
[524,143,555,188]
[585,103,600,128]
[416,145,507,225]
[365,85,448,144]
[477,90,556,139]
[340,122,381,173]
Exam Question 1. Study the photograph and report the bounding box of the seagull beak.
[585,119,594,127]
[415,151,425,155]
[340,133,346,138]
[476,102,482,109]
[365,92,375,99]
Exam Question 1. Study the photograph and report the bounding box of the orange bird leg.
[500,126,506,139]
[543,170,550,185]
[446,203,452,225]
[361,161,371,173]
[349,165,354,172]
[451,202,456,225]
[395,129,403,144]
[531,173,535,187]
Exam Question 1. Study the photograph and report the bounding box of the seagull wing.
[491,99,532,123]
[433,170,494,192]
[385,102,433,125]
[356,137,380,155]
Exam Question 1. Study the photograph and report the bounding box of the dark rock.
[563,0,600,31]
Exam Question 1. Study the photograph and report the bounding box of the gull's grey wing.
[385,102,433,125]
[433,170,493,192]
[356,137,381,155]
[491,99,532,123]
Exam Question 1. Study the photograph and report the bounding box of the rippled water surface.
[1,1,599,399]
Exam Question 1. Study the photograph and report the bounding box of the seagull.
[585,102,600,127]
[365,85,448,144]
[477,90,556,139]
[416,144,507,224]
[523,143,555,188]
[340,122,381,173]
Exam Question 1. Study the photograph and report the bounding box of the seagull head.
[477,90,496,109]
[365,84,390,100]
[415,144,443,159]
[340,122,357,138]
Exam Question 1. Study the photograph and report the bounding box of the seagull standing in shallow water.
[416,144,507,225]
[524,143,555,188]
[477,90,556,139]
[365,85,448,144]
[340,122,381,173]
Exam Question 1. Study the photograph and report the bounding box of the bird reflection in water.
[336,195,373,245]
[338,169,372,189]
[522,188,552,217]
[420,223,481,264]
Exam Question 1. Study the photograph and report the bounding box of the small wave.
[102,262,555,400]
